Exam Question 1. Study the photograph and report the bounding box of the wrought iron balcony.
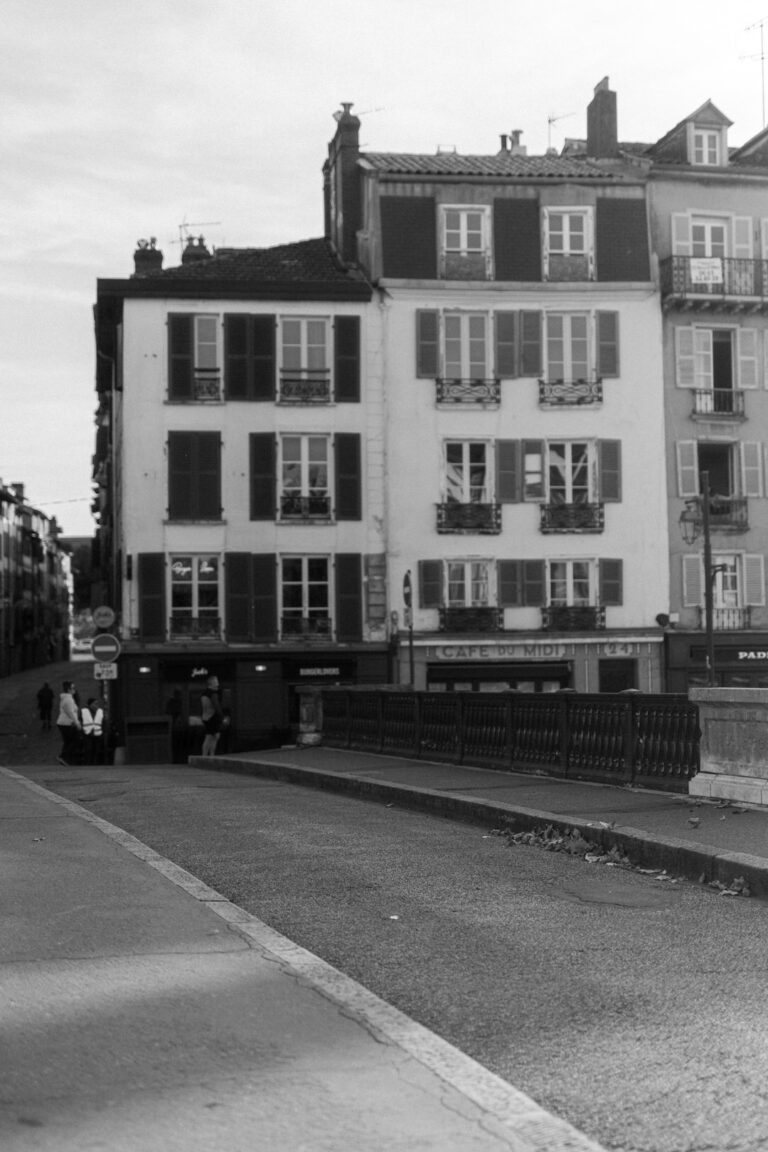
[280,493,332,520]
[707,495,749,532]
[661,256,768,311]
[540,502,604,534]
[436,501,501,534]
[281,614,332,641]
[439,251,491,281]
[436,378,500,405]
[438,606,504,633]
[278,370,332,403]
[538,378,603,406]
[696,605,752,631]
[169,614,221,640]
[192,371,221,401]
[692,389,745,418]
[541,605,606,632]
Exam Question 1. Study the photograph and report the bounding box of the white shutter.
[743,555,766,606]
[694,329,713,389]
[671,214,692,256]
[738,328,758,389]
[741,442,764,498]
[676,441,699,497]
[682,555,703,607]
[733,217,754,260]
[675,327,695,387]
[762,219,768,259]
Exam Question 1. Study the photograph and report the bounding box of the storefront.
[666,634,768,692]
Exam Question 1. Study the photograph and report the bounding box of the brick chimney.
[587,77,618,158]
[324,103,361,265]
[181,236,212,265]
[132,238,163,276]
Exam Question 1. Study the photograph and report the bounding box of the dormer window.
[689,124,727,166]
[439,206,492,279]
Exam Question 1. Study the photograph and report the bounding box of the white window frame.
[676,440,764,499]
[446,559,491,607]
[441,206,490,256]
[683,552,766,608]
[546,441,595,505]
[542,207,594,278]
[279,434,331,518]
[547,558,595,607]
[675,326,759,390]
[280,316,329,373]
[443,441,491,504]
[194,315,219,371]
[169,554,221,630]
[545,312,591,382]
[280,554,331,637]
[689,125,726,167]
[442,311,489,380]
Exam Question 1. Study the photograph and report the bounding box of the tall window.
[549,560,592,606]
[440,206,491,279]
[693,130,721,166]
[280,435,330,518]
[543,208,594,280]
[280,318,330,401]
[443,208,486,254]
[281,556,330,637]
[691,218,727,258]
[546,314,590,382]
[444,313,488,379]
[547,211,588,255]
[444,442,489,503]
[170,555,220,638]
[446,560,490,607]
[167,432,221,521]
[548,442,591,505]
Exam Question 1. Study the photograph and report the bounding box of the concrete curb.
[192,753,768,900]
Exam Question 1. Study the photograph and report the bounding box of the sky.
[2,0,768,538]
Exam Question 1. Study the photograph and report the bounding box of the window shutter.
[744,554,766,606]
[738,328,758,389]
[682,555,703,607]
[335,553,363,641]
[168,431,221,520]
[676,441,699,497]
[252,554,277,642]
[380,196,437,278]
[494,311,517,378]
[497,560,521,606]
[675,327,696,388]
[138,553,166,641]
[334,316,360,402]
[168,314,193,401]
[762,219,768,259]
[733,217,754,260]
[418,560,443,608]
[335,433,361,520]
[741,442,763,497]
[249,433,276,520]
[224,314,249,400]
[416,310,440,378]
[496,440,520,503]
[520,311,542,376]
[596,312,619,377]
[599,559,623,606]
[671,214,692,256]
[522,440,544,501]
[595,199,650,281]
[225,552,253,642]
[523,560,545,606]
[598,441,622,501]
[196,432,222,519]
[251,315,276,400]
[493,199,542,281]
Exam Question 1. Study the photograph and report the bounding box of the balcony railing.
[538,379,603,406]
[440,251,491,281]
[438,606,504,633]
[696,605,752,631]
[436,502,501,534]
[279,370,331,403]
[281,614,332,641]
[693,389,745,418]
[280,493,332,520]
[661,256,768,307]
[541,605,606,632]
[436,378,500,405]
[708,495,749,532]
[169,614,221,640]
[540,502,604,533]
[192,371,221,401]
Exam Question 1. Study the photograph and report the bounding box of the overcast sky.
[2,0,767,537]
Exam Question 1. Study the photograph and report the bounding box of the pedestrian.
[200,675,223,756]
[81,698,105,765]
[36,681,54,730]
[56,681,82,766]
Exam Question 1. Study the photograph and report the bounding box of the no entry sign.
[90,633,121,663]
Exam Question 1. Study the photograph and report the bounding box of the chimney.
[11,483,24,501]
[509,129,526,156]
[587,77,618,158]
[325,102,361,265]
[181,236,211,265]
[132,238,163,277]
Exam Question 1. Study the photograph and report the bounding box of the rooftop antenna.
[744,18,767,126]
[547,112,574,150]
[172,217,222,249]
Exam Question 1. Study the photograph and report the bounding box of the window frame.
[442,311,490,380]
[280,554,332,638]
[545,312,591,383]
[278,315,331,401]
[443,440,491,504]
[169,553,221,636]
[542,206,594,279]
[445,559,492,608]
[279,433,332,520]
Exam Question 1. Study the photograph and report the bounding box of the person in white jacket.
[81,698,104,765]
[56,681,82,766]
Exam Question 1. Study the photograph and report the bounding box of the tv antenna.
[173,217,222,248]
[547,112,574,150]
[744,18,767,126]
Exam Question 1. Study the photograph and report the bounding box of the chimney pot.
[133,238,163,277]
[587,77,618,158]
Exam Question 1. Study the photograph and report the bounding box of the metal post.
[701,471,716,687]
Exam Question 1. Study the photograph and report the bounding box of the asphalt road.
[15,759,768,1152]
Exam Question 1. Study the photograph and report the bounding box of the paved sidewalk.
[0,765,607,1152]
[194,745,768,899]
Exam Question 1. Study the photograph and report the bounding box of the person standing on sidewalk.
[81,698,104,764]
[200,675,223,756]
[56,681,82,766]
[36,681,54,730]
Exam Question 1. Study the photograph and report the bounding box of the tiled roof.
[361,151,621,179]
[153,238,364,284]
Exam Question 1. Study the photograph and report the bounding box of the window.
[547,442,591,505]
[683,552,765,610]
[223,314,360,403]
[446,560,490,607]
[444,208,486,253]
[675,326,758,395]
[549,559,591,606]
[692,129,722,167]
[280,318,329,401]
[546,314,589,382]
[170,555,220,638]
[167,432,221,520]
[547,211,588,255]
[543,208,594,280]
[281,556,330,638]
[168,314,221,401]
[676,440,763,500]
[280,435,330,519]
[691,218,727,258]
[444,312,488,379]
[440,206,491,279]
[444,442,489,503]
[522,440,620,504]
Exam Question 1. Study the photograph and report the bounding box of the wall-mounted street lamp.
[679,469,718,687]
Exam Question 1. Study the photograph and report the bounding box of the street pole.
[701,470,716,687]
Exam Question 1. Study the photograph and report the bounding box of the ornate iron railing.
[279,370,332,403]
[540,502,604,533]
[320,688,699,792]
[436,502,501,534]
[695,605,752,631]
[280,493,332,520]
[436,378,500,405]
[541,605,606,632]
[708,496,748,531]
[169,614,221,639]
[538,379,603,406]
[192,372,221,401]
[281,614,331,641]
[438,606,504,633]
[661,256,768,303]
[693,389,745,417]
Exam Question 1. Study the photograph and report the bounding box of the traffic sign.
[94,662,118,680]
[91,633,121,663]
[403,571,412,608]
[92,605,115,630]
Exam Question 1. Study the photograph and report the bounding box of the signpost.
[92,605,116,631]
[403,571,414,686]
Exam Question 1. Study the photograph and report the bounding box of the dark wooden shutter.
[520,312,543,376]
[167,432,195,519]
[138,553,166,641]
[598,441,622,502]
[252,554,278,642]
[599,559,623,605]
[335,433,361,520]
[252,315,276,400]
[416,310,440,377]
[249,433,276,520]
[596,312,620,377]
[224,314,249,400]
[168,314,193,401]
[496,440,520,502]
[495,312,517,378]
[418,560,443,608]
[497,560,521,606]
[380,196,437,278]
[197,432,222,519]
[225,552,253,642]
[335,553,363,641]
[523,560,546,606]
[595,199,650,281]
[334,316,360,402]
[493,199,542,281]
